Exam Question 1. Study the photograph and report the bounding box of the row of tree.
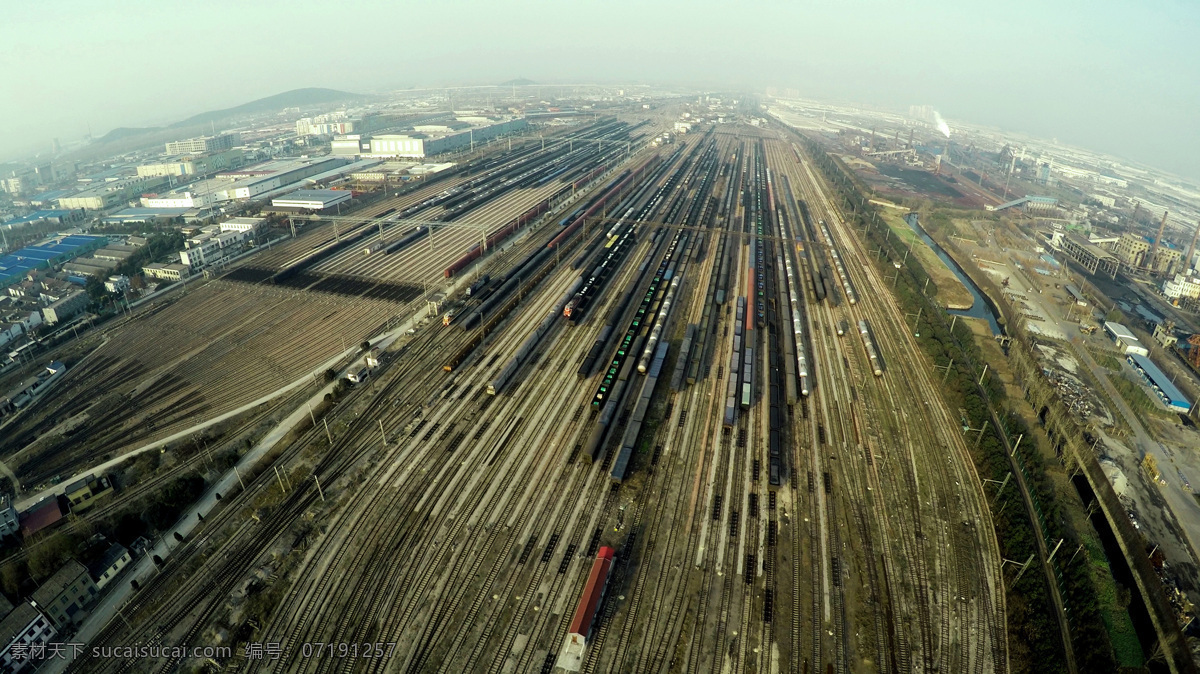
[796,133,1123,673]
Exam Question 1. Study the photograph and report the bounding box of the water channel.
[904,212,1003,336]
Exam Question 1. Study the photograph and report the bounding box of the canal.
[904,213,1004,336]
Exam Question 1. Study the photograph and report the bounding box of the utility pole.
[379,419,388,447]
[313,475,325,502]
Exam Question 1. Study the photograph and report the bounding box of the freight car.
[487,277,581,395]
[859,319,884,376]
[555,546,617,670]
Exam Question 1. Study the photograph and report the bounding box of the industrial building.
[141,262,190,282]
[62,258,118,278]
[0,235,107,288]
[1127,353,1191,412]
[348,162,455,182]
[331,135,368,156]
[2,209,83,230]
[1111,232,1183,275]
[364,117,528,158]
[136,148,243,178]
[165,133,238,155]
[270,189,351,212]
[56,175,169,211]
[1061,234,1119,278]
[1104,321,1149,356]
[93,245,139,262]
[140,190,212,209]
[26,190,76,208]
[183,157,350,203]
[102,207,199,225]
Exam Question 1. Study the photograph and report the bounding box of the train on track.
[555,546,616,670]
[859,319,884,376]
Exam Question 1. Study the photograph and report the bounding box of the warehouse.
[102,207,191,225]
[183,157,350,203]
[366,117,528,158]
[0,235,107,287]
[56,176,168,210]
[2,210,81,229]
[1127,354,1191,412]
[1104,321,1149,356]
[270,189,351,212]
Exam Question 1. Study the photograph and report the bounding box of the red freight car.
[556,546,616,669]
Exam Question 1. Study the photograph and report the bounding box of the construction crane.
[1188,334,1200,369]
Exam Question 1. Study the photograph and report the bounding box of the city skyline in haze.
[2,0,1198,181]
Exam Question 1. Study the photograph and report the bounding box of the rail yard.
[33,112,1007,673]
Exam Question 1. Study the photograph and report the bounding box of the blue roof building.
[0,235,107,287]
[1127,354,1191,412]
[2,210,77,229]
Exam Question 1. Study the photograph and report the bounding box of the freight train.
[859,319,884,376]
[555,546,616,670]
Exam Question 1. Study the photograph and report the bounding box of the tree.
[323,368,338,383]
[172,531,183,542]
[152,554,164,567]
[360,340,371,352]
[84,276,108,302]
[0,561,25,597]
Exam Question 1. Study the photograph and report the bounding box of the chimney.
[1185,220,1200,275]
[1149,210,1169,271]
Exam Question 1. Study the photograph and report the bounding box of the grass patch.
[1085,345,1123,373]
[1085,536,1144,667]
[1109,373,1176,421]
[877,210,974,309]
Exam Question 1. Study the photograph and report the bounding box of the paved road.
[1068,325,1200,571]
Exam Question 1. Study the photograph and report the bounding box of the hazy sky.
[3,0,1198,180]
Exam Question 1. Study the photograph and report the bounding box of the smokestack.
[1185,220,1200,275]
[1149,210,1169,271]
[908,128,914,149]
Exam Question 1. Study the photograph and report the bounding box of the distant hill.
[97,126,159,143]
[500,78,537,87]
[172,87,371,128]
[80,88,371,156]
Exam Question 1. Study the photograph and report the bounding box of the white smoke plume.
[933,111,951,138]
